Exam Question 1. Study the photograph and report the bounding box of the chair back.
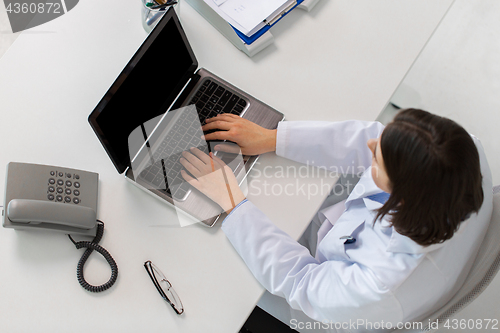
[394,186,500,333]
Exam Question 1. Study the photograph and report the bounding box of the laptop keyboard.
[138,79,247,201]
[138,110,207,201]
[189,79,247,125]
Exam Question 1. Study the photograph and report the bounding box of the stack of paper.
[204,0,296,37]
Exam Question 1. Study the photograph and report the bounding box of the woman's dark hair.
[375,109,484,246]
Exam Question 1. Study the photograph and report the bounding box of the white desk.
[0,1,453,332]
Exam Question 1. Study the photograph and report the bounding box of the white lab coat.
[221,120,493,332]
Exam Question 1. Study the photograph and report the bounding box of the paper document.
[212,0,228,5]
[204,0,294,37]
[220,0,286,32]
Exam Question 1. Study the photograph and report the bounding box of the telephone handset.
[7,199,96,229]
[3,162,99,236]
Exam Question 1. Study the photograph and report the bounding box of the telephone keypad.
[47,170,83,205]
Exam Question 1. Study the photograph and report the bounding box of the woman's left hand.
[179,147,246,213]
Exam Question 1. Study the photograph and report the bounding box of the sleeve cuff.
[223,198,249,223]
[275,121,289,158]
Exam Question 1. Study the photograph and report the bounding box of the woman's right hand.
[201,113,277,156]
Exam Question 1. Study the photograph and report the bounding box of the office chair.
[395,185,500,333]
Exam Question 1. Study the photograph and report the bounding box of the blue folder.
[231,0,304,45]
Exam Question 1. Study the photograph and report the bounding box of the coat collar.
[345,167,384,206]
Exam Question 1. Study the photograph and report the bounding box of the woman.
[179,109,492,331]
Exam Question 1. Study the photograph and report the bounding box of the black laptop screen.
[88,9,198,174]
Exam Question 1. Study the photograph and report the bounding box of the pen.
[151,0,178,10]
[145,0,160,7]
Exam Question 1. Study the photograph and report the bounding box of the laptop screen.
[88,8,198,174]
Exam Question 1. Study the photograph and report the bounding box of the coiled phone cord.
[68,220,118,292]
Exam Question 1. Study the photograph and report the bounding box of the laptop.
[88,8,284,227]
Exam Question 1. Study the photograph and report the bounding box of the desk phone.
[2,162,118,293]
[2,162,99,236]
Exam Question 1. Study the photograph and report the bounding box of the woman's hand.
[202,113,277,156]
[179,147,246,213]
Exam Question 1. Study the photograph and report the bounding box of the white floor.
[1,0,499,331]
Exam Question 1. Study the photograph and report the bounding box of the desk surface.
[0,1,453,332]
